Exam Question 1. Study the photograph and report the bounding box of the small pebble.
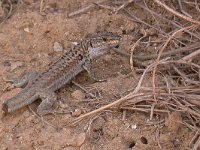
[59,101,69,109]
[24,27,30,33]
[131,124,137,129]
[71,42,78,45]
[70,132,86,147]
[71,90,85,100]
[53,42,63,52]
[71,108,82,117]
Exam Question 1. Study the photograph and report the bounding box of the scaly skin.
[2,32,121,115]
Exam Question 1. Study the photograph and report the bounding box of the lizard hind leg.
[37,90,58,116]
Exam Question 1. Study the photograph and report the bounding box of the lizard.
[2,32,121,115]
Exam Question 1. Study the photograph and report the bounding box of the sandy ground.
[0,0,195,150]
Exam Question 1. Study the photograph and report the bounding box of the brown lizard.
[2,32,121,115]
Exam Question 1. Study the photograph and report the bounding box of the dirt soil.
[0,0,196,150]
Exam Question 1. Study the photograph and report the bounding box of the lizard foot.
[37,91,57,116]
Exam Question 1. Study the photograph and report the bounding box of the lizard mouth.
[89,46,109,59]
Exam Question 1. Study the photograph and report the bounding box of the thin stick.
[136,2,200,40]
[190,132,199,148]
[123,8,186,46]
[172,65,200,85]
[40,0,44,13]
[193,135,200,150]
[154,0,200,25]
[71,81,96,98]
[132,42,200,60]
[114,42,200,61]
[121,107,170,113]
[182,49,200,61]
[195,0,200,13]
[114,0,134,13]
[150,103,155,120]
[68,0,104,17]
[177,0,192,18]
[156,127,162,149]
[92,3,116,11]
[71,93,144,123]
[152,25,196,99]
[130,33,147,79]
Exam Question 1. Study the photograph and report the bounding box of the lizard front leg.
[3,71,39,89]
[83,61,106,82]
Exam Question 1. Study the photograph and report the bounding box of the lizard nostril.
[102,38,107,42]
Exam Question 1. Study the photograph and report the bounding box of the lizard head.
[87,32,121,59]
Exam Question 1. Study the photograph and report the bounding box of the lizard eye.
[78,54,83,60]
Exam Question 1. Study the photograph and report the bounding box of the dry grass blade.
[70,93,145,124]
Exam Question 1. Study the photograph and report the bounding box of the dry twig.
[130,32,147,79]
[154,0,200,25]
[68,0,105,17]
[152,25,196,99]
